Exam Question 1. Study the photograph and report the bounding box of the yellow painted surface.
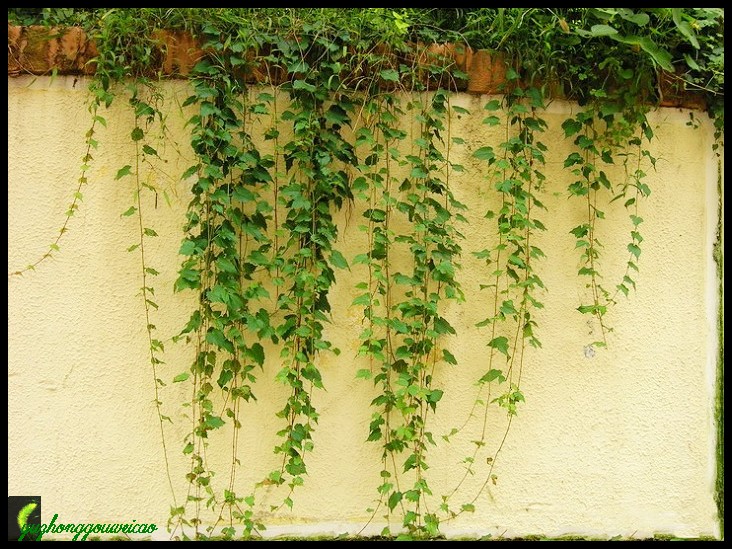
[7,76,721,539]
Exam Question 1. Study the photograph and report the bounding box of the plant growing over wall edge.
[7,7,724,541]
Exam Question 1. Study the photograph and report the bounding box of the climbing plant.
[447,76,549,517]
[7,7,724,541]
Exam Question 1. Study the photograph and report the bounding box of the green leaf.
[394,274,413,286]
[577,304,606,315]
[173,372,190,383]
[643,125,654,142]
[268,470,283,485]
[577,135,594,150]
[627,243,641,259]
[121,206,137,217]
[179,240,197,256]
[249,343,265,366]
[427,389,444,409]
[325,104,349,126]
[200,102,218,117]
[182,165,199,180]
[488,336,509,356]
[684,53,700,71]
[434,317,456,335]
[206,328,234,353]
[183,443,194,454]
[508,254,526,269]
[568,181,588,196]
[292,79,316,92]
[570,224,589,238]
[352,294,371,306]
[206,416,225,429]
[216,257,237,274]
[672,8,700,49]
[403,453,418,472]
[291,194,311,210]
[142,144,158,157]
[624,275,637,290]
[442,349,457,365]
[115,165,133,180]
[564,152,583,167]
[330,250,349,270]
[562,118,582,137]
[410,165,429,178]
[233,186,255,202]
[480,368,505,384]
[500,300,517,316]
[391,319,409,334]
[388,491,403,511]
[353,254,370,266]
[473,249,491,260]
[130,127,144,141]
[610,34,673,71]
[380,69,400,82]
[435,260,455,279]
[618,9,649,26]
[483,99,501,111]
[473,146,495,161]
[590,24,618,37]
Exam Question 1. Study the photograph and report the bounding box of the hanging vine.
[7,7,724,541]
[122,83,180,519]
[172,25,277,539]
[442,75,549,519]
[353,45,468,534]
[263,28,358,505]
[562,93,655,347]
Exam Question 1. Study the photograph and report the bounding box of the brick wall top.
[7,24,705,108]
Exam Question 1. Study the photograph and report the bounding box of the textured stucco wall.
[7,76,721,540]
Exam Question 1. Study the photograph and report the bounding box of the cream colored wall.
[7,76,721,540]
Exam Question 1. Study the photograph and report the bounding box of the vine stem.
[132,115,179,512]
[609,130,645,304]
[445,108,511,505]
[382,123,407,525]
[9,115,99,278]
[587,178,608,345]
